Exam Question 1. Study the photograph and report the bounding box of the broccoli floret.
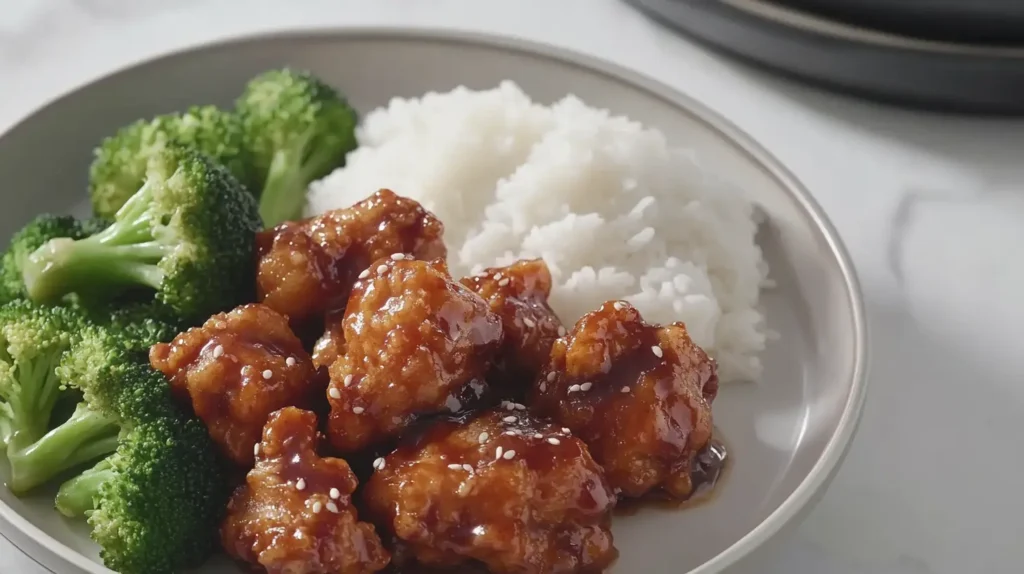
[0,301,102,494]
[89,105,256,219]
[79,300,186,352]
[0,215,109,304]
[56,326,177,424]
[236,68,358,226]
[56,415,229,574]
[22,145,262,323]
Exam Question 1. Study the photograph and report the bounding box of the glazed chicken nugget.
[460,259,563,399]
[363,409,616,573]
[326,257,502,454]
[221,407,389,574]
[531,300,719,499]
[149,303,318,467]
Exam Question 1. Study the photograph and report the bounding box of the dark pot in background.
[626,0,1024,115]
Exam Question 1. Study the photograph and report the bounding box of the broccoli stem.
[7,351,65,444]
[55,458,115,518]
[6,403,119,494]
[258,137,316,227]
[21,183,171,303]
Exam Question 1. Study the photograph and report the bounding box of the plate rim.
[0,26,869,574]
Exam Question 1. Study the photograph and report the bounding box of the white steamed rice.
[307,81,769,382]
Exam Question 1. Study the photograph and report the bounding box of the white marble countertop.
[2,1,1023,573]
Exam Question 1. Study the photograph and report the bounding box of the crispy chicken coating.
[326,258,502,454]
[221,407,389,574]
[149,303,318,467]
[460,259,563,400]
[255,188,447,344]
[531,301,719,499]
[363,410,617,574]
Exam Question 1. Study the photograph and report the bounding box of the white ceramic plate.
[0,29,867,574]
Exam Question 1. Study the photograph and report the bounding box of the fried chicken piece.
[363,410,616,574]
[149,303,318,467]
[531,301,719,499]
[222,407,390,574]
[326,258,502,454]
[255,189,447,343]
[460,259,564,400]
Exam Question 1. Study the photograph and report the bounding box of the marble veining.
[1,1,1023,573]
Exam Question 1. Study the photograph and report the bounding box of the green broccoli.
[56,415,229,574]
[0,215,109,304]
[0,301,103,494]
[21,144,262,323]
[89,105,256,219]
[45,327,230,574]
[82,300,186,350]
[236,68,358,227]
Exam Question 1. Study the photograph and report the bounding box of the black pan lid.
[782,0,1024,45]
[627,0,1024,115]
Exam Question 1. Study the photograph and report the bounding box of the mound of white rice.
[307,81,768,382]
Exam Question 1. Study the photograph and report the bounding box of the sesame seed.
[326,502,339,514]
[498,278,510,287]
[613,301,625,311]
[513,429,523,436]
[373,457,385,470]
[493,273,502,280]
[562,427,571,434]
[312,501,323,514]
[651,345,663,358]
[546,372,557,382]
[328,387,342,399]
[448,463,463,470]
[329,488,341,499]
[478,432,489,444]
[503,450,516,460]
[285,357,296,367]
[514,403,526,411]
[523,317,535,328]
[212,345,224,358]
[358,269,370,279]
[621,386,630,393]
[295,478,306,491]
[533,433,543,439]
[463,464,474,473]
[353,406,365,414]
[253,443,261,456]
[503,416,517,423]
[504,401,515,411]
[390,253,405,260]
[504,431,516,436]
[495,446,503,460]
[547,437,561,445]
[343,374,353,387]
[557,326,567,336]
[580,382,593,392]
[568,384,581,393]
[539,383,546,392]
[262,369,272,380]
[376,264,388,274]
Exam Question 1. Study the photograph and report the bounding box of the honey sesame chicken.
[460,259,564,400]
[149,303,319,467]
[221,407,390,574]
[363,410,617,574]
[255,188,447,353]
[530,301,719,499]
[326,258,503,454]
